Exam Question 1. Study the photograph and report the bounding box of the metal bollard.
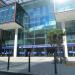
[7,54,10,71]
[54,51,58,75]
[28,51,31,72]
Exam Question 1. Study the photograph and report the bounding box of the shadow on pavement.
[0,60,54,75]
[19,61,55,75]
[0,71,32,75]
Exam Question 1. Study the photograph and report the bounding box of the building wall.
[0,4,15,24]
[55,0,75,57]
[1,0,57,57]
[2,0,75,57]
[23,0,56,45]
[19,0,56,56]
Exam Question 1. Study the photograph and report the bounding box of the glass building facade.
[23,0,55,45]
[20,0,56,56]
[0,3,27,56]
[12,0,56,57]
[0,4,15,24]
[0,0,56,57]
[0,3,25,26]
[55,0,75,57]
[1,0,75,57]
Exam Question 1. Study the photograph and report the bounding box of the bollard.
[54,51,57,75]
[28,48,31,73]
[28,51,31,72]
[7,54,10,71]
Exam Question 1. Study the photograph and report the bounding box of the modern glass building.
[0,0,75,58]
[54,0,75,57]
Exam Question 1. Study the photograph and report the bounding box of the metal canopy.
[0,22,22,30]
[55,10,75,22]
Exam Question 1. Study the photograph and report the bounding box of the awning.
[0,22,22,30]
[55,10,75,22]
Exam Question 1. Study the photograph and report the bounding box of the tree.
[47,29,65,75]
[47,29,66,58]
[47,29,65,46]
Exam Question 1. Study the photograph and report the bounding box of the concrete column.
[14,29,18,57]
[61,22,68,58]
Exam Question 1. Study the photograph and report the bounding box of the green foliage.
[47,29,65,45]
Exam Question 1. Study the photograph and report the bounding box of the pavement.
[0,57,75,75]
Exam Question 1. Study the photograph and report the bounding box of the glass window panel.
[35,38,45,45]
[0,4,15,24]
[24,39,30,45]
[72,46,75,56]
[68,47,73,56]
[25,39,34,45]
[16,3,25,26]
[24,31,34,38]
[35,29,45,38]
[32,48,45,56]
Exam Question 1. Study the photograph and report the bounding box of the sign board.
[19,44,51,48]
[2,43,75,49]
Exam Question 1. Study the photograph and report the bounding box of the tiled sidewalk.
[0,57,75,75]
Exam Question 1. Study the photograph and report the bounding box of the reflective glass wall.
[1,0,56,56]
[0,3,27,56]
[56,20,75,57]
[20,0,56,56]
[66,21,75,57]
[23,0,56,45]
[55,0,75,57]
[15,3,25,26]
[0,4,15,24]
[0,3,24,27]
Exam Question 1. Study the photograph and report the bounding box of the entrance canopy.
[0,3,24,30]
[55,10,75,22]
[0,22,22,30]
